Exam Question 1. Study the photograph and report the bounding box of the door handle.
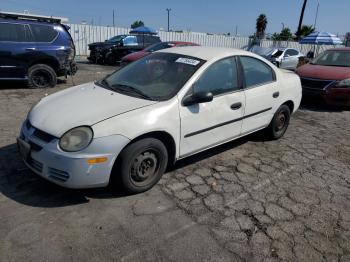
[25,47,36,51]
[273,92,280,98]
[230,102,242,110]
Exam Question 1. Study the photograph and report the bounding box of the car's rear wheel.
[28,64,57,88]
[116,138,168,193]
[266,105,290,139]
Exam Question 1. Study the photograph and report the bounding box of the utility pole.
[235,25,238,36]
[166,8,171,32]
[296,0,308,39]
[113,9,115,27]
[313,2,319,30]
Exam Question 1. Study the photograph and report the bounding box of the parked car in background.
[249,46,304,70]
[0,12,77,88]
[88,34,161,65]
[296,47,350,106]
[18,47,301,193]
[121,41,200,66]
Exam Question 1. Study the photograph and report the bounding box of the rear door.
[239,56,278,134]
[0,22,33,79]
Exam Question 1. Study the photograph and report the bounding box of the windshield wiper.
[112,84,155,100]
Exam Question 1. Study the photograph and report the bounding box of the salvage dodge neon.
[18,47,302,193]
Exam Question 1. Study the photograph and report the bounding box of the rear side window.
[240,56,275,88]
[0,23,31,42]
[30,24,58,42]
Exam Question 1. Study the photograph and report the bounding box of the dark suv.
[88,34,161,65]
[0,12,76,88]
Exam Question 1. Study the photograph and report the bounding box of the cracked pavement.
[1,62,350,261]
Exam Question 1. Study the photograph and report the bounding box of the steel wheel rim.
[275,110,287,133]
[130,150,160,187]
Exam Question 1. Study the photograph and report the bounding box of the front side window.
[312,51,350,67]
[285,49,299,57]
[194,57,239,96]
[30,24,58,42]
[240,56,275,88]
[101,53,205,100]
[0,23,31,42]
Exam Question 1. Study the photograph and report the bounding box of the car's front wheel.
[116,138,168,193]
[266,105,290,139]
[28,64,57,88]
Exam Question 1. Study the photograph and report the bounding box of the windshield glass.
[102,52,205,101]
[312,50,350,67]
[271,50,284,58]
[107,35,126,43]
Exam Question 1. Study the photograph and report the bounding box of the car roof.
[0,17,62,26]
[157,46,254,61]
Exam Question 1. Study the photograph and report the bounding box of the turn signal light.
[87,157,108,164]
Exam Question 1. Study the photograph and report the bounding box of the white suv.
[18,47,302,193]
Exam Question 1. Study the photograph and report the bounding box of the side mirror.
[182,91,213,106]
[284,54,290,58]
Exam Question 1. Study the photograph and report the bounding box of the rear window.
[30,24,58,42]
[0,23,31,42]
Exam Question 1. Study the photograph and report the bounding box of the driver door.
[179,57,245,157]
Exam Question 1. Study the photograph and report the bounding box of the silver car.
[249,46,304,70]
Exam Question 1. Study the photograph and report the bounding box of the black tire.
[28,64,57,88]
[265,105,291,140]
[116,138,168,193]
[105,53,116,65]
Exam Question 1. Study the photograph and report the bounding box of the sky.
[1,0,349,36]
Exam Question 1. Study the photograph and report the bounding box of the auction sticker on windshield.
[175,57,200,66]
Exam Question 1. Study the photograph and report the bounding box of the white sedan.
[18,47,302,193]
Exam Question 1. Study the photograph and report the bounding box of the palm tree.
[256,14,268,39]
[296,0,308,39]
[298,25,315,38]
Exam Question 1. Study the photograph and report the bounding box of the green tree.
[272,27,294,41]
[256,14,268,39]
[297,25,315,38]
[131,20,144,29]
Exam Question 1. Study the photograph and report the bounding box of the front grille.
[48,168,70,182]
[300,78,335,90]
[28,157,43,173]
[32,129,56,143]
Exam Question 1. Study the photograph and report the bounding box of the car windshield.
[312,50,350,67]
[107,35,126,43]
[100,52,205,101]
[271,50,284,58]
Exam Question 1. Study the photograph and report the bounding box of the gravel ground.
[0,62,350,262]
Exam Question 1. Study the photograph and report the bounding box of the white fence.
[68,24,333,57]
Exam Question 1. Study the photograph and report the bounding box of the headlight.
[335,78,350,88]
[59,126,93,152]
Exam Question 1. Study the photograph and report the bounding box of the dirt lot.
[0,62,350,262]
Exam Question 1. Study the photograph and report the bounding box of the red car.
[296,47,350,106]
[121,41,199,66]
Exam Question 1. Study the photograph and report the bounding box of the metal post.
[313,2,319,30]
[166,8,171,32]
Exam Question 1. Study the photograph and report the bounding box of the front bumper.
[18,122,130,189]
[302,87,350,106]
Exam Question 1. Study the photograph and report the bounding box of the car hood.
[29,83,157,137]
[122,51,149,62]
[296,63,350,80]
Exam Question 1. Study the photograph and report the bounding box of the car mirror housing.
[182,91,213,106]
